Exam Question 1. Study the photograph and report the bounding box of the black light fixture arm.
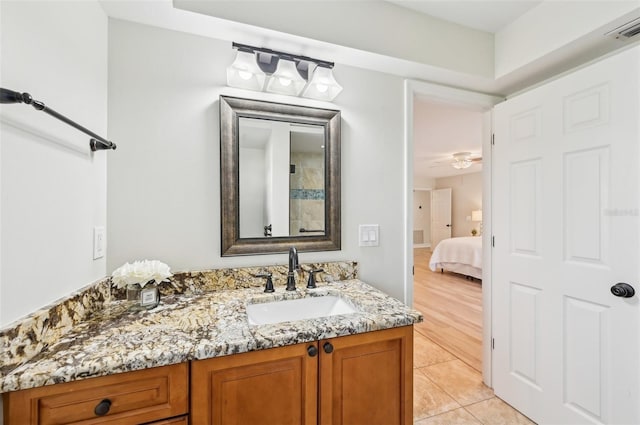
[0,87,116,152]
[232,42,335,69]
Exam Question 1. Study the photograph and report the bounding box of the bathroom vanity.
[1,270,421,425]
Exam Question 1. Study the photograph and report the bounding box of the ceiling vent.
[606,17,640,40]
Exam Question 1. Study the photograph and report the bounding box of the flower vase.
[126,282,160,311]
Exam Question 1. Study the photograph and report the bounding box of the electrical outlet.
[93,226,105,260]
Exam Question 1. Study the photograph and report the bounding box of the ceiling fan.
[451,152,482,169]
[426,152,482,169]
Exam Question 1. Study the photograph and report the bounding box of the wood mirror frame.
[220,95,341,256]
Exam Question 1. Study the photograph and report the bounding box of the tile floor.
[413,329,535,425]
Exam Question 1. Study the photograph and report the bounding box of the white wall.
[435,172,482,238]
[413,190,431,247]
[266,122,290,237]
[239,147,266,238]
[413,176,435,189]
[495,1,640,78]
[0,1,108,327]
[107,19,406,300]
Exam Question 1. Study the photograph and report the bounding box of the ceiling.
[413,98,484,181]
[388,0,542,33]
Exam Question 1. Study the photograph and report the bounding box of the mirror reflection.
[239,118,325,238]
[220,95,341,256]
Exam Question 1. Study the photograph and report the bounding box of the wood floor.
[413,248,483,371]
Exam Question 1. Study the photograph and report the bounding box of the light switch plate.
[93,226,105,260]
[359,224,379,247]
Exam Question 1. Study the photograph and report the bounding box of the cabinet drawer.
[3,363,188,425]
[148,414,189,424]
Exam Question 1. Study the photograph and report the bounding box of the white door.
[431,188,452,248]
[493,46,639,424]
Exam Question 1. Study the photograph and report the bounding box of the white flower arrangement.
[111,260,172,289]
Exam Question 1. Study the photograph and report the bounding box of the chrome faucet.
[286,247,300,291]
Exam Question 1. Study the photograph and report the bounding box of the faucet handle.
[255,272,274,293]
[306,268,325,289]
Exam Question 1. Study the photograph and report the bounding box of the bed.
[429,236,482,280]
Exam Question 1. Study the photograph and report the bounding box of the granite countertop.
[0,279,422,393]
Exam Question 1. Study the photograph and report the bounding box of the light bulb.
[226,50,266,91]
[266,58,306,95]
[238,70,252,80]
[316,84,328,93]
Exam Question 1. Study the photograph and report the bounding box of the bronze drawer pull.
[94,398,112,416]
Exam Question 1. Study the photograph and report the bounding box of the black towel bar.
[0,87,116,152]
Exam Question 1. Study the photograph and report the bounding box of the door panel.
[563,296,608,422]
[510,159,541,255]
[563,147,610,265]
[191,343,318,425]
[493,46,639,424]
[509,282,541,389]
[318,326,413,425]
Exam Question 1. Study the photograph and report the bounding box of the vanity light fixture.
[451,152,473,169]
[227,42,342,101]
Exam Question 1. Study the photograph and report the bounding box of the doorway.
[403,80,500,384]
[410,98,486,373]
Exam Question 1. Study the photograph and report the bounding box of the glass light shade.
[451,152,473,169]
[227,50,266,91]
[302,65,343,101]
[451,159,472,169]
[472,210,483,222]
[265,59,306,96]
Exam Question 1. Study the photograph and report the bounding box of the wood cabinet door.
[319,326,413,425]
[191,342,318,425]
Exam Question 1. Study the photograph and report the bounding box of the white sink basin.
[246,295,358,325]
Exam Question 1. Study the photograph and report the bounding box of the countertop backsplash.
[111,261,358,299]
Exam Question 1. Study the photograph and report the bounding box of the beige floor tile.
[422,359,494,406]
[414,331,457,368]
[465,397,536,425]
[414,407,482,425]
[414,368,460,420]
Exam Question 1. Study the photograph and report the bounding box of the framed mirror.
[220,96,341,256]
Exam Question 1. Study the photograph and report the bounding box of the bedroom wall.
[413,190,431,247]
[435,172,482,238]
[414,176,435,189]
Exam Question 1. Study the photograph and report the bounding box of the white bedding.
[429,237,482,280]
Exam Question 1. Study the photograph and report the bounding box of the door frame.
[403,80,502,385]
